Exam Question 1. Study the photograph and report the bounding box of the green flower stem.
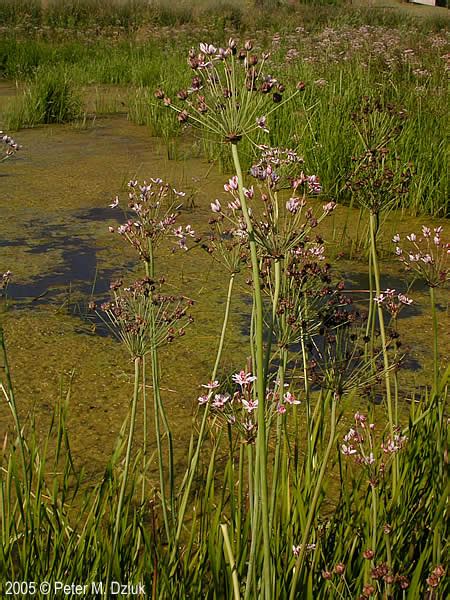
[244,462,260,600]
[289,392,336,599]
[300,334,311,481]
[150,326,172,542]
[371,485,377,559]
[236,443,245,560]
[141,356,147,505]
[269,342,288,531]
[220,523,241,600]
[430,285,444,482]
[385,529,393,598]
[369,216,394,432]
[171,272,235,561]
[145,249,173,542]
[430,286,439,393]
[264,258,282,376]
[231,141,271,599]
[365,250,374,359]
[107,356,140,592]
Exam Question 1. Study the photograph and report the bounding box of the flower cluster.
[1,270,12,298]
[214,162,333,259]
[341,412,407,483]
[198,371,299,443]
[393,227,449,287]
[1,131,20,161]
[155,39,302,143]
[1,270,11,288]
[373,288,413,318]
[108,178,197,257]
[94,278,193,359]
[346,97,412,215]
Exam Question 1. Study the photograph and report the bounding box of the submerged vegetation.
[0,2,449,599]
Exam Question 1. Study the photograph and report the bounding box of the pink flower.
[224,176,239,192]
[227,199,241,210]
[242,398,258,412]
[212,394,230,409]
[199,42,217,56]
[392,234,401,243]
[211,199,221,213]
[283,391,300,405]
[286,197,301,213]
[232,370,257,387]
[256,116,269,133]
[398,294,413,305]
[307,175,321,194]
[323,201,336,214]
[201,380,220,390]
[109,196,119,208]
[363,452,375,465]
[341,444,357,456]
[243,186,254,199]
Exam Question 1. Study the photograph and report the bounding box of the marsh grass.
[6,68,83,129]
[3,5,446,214]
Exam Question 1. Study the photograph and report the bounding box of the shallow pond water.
[0,105,448,483]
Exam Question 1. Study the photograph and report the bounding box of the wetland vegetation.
[0,1,448,598]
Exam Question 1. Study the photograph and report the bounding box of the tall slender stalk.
[221,523,241,600]
[429,286,439,393]
[368,215,394,433]
[106,356,140,593]
[369,213,396,495]
[231,141,271,598]
[145,246,173,542]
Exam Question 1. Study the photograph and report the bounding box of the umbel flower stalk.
[160,39,304,596]
[98,177,196,566]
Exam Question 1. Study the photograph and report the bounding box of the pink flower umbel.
[242,398,258,412]
[283,391,300,405]
[232,370,257,388]
[201,380,220,390]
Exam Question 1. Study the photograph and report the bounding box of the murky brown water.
[1,88,448,482]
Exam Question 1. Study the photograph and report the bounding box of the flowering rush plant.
[393,226,449,287]
[155,39,304,143]
[198,370,300,444]
[108,178,196,255]
[207,148,335,263]
[341,412,407,482]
